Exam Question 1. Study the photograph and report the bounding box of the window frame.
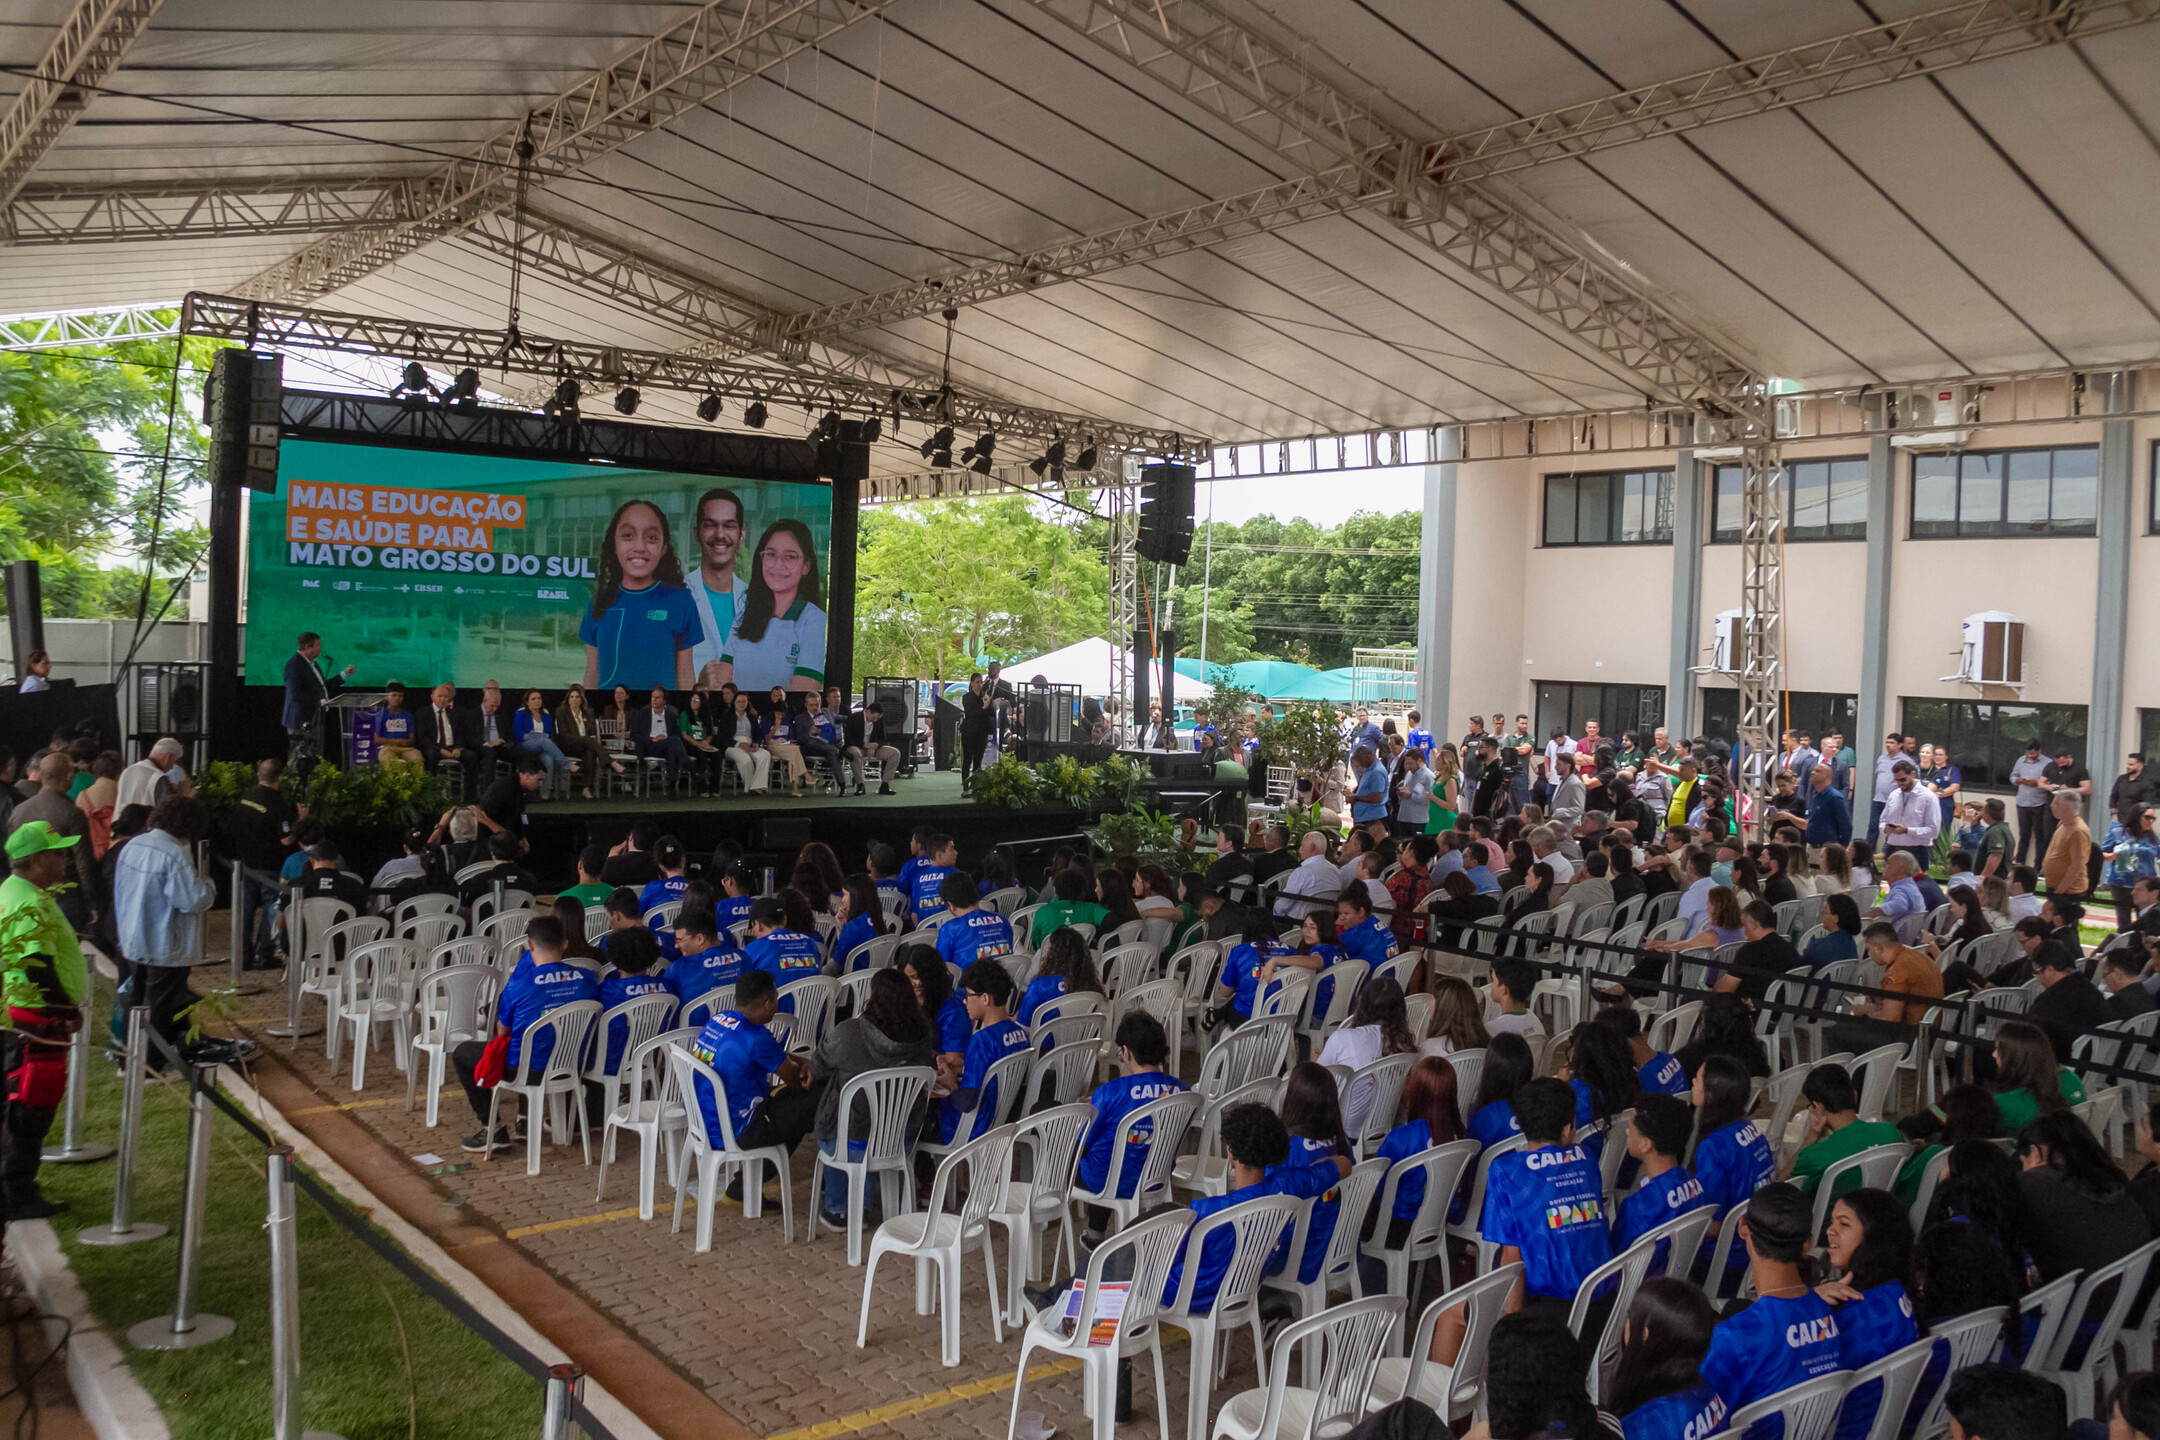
[1697,689,1856,748]
[1532,680,1667,749]
[1907,444,2099,540]
[1540,468,1675,548]
[1896,698,2087,789]
[1709,455,1870,545]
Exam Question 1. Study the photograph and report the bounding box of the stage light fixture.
[1029,455,1050,478]
[920,425,954,462]
[442,367,480,407]
[614,386,640,416]
[862,415,882,443]
[543,378,580,418]
[957,431,996,474]
[814,409,842,441]
[390,361,436,401]
[744,399,768,428]
[1075,441,1098,471]
[696,393,722,423]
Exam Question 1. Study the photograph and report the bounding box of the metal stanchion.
[41,1017,113,1164]
[129,1068,234,1349]
[264,882,320,1040]
[540,1364,586,1440]
[78,1005,167,1246]
[262,1147,344,1440]
[228,859,267,998]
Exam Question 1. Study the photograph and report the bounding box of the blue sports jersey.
[688,1009,790,1140]
[1693,1119,1775,1222]
[1406,726,1435,758]
[1378,1119,1437,1222]
[833,914,879,968]
[496,960,600,1071]
[934,992,971,1055]
[1077,1072,1191,1196]
[1337,915,1397,967]
[1469,1099,1520,1150]
[942,1017,1031,1142]
[1833,1281,1918,1440]
[896,854,923,899]
[909,864,955,921]
[936,909,1015,970]
[578,581,702,693]
[1702,1292,1843,1440]
[638,874,689,915]
[596,972,672,1072]
[1286,1135,1345,1283]
[1160,1174,1298,1312]
[1016,974,1067,1028]
[716,892,756,937]
[665,945,744,1007]
[743,928,823,1009]
[1566,1078,1610,1168]
[1481,1143,1612,1300]
[1221,939,1291,1017]
[1613,1164,1710,1251]
[1639,1051,1689,1095]
[1300,944,1344,1017]
[1621,1381,1727,1440]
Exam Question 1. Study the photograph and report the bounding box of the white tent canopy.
[1010,637,1210,703]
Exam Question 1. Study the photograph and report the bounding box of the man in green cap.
[1,821,88,1220]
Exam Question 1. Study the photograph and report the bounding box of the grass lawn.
[39,982,548,1440]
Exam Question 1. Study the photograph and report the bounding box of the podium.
[325,691,388,767]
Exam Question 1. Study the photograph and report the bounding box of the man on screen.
[688,488,750,689]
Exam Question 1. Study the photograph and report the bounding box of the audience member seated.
[455,832,538,907]
[601,820,661,888]
[808,968,937,1228]
[1073,1013,1188,1244]
[1700,1183,1844,1438]
[688,969,817,1167]
[1788,1063,1902,1199]
[450,915,599,1152]
[937,961,1029,1143]
[1609,1278,1724,1440]
[932,873,1014,971]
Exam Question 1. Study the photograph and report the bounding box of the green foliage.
[1174,510,1423,667]
[297,763,452,829]
[190,760,258,829]
[971,753,1044,810]
[1192,676,1266,743]
[1279,801,1341,846]
[1082,806,1193,869]
[1094,753,1144,815]
[1261,699,1349,782]
[1035,753,1099,808]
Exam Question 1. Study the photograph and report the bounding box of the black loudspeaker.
[5,560,43,670]
[205,349,283,493]
[1136,462,1196,565]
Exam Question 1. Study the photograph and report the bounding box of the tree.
[0,316,219,620]
[1183,511,1423,668]
[853,497,1108,680]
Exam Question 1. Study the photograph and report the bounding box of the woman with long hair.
[1282,1060,1353,1172]
[1896,1081,1998,1208]
[1609,1278,1722,1440]
[1359,1053,1468,1292]
[602,683,634,728]
[1418,973,1492,1059]
[512,688,571,796]
[1016,926,1103,1028]
[1990,1019,2082,1132]
[798,841,847,906]
[1818,843,1855,896]
[1427,743,1463,836]
[715,518,827,695]
[580,498,698,691]
[1848,838,1880,903]
[1925,884,1996,957]
[1467,1030,1535,1148]
[1913,1218,2026,1362]
[1979,875,2013,926]
[1094,868,1142,928]
[1816,1189,1920,1440]
[810,967,935,1226]
[1645,886,1744,961]
[831,873,887,971]
[1690,1055,1774,1259]
[898,942,969,1077]
[552,896,599,962]
[1475,1311,1619,1440]
[552,682,622,798]
[2016,1109,2151,1283]
[679,688,722,796]
[1504,861,1555,927]
[1563,1018,1643,1138]
[1500,840,1535,896]
[1932,1139,2041,1274]
[1317,976,1417,1134]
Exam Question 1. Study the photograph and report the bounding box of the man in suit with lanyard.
[687,488,750,689]
[281,632,353,774]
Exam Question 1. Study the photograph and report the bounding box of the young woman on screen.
[579,499,701,692]
[711,519,826,695]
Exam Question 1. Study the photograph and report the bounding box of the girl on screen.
[713,518,826,695]
[579,499,702,692]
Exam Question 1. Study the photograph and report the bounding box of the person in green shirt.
[1987,1019,2083,1134]
[558,843,614,910]
[1028,866,1109,940]
[1975,797,2017,881]
[1,821,91,1219]
[1789,1062,1903,1200]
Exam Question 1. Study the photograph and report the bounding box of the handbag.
[473,1032,511,1088]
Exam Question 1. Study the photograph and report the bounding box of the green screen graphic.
[246,439,833,694]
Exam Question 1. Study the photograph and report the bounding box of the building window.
[1898,699,2087,789]
[1698,690,1857,749]
[1533,681,1666,749]
[2142,709,2160,768]
[1542,469,1673,547]
[1910,446,2098,538]
[1710,458,1868,543]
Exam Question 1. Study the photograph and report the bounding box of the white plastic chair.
[1360,1139,1480,1311]
[1907,1146,1953,1230]
[1343,1053,1416,1159]
[1909,1307,2009,1439]
[404,963,498,1127]
[391,893,457,929]
[1567,1241,1657,1405]
[405,913,465,955]
[678,986,734,1033]
[1101,943,1158,996]
[989,1102,1093,1326]
[479,907,537,948]
[1069,1089,1202,1231]
[581,906,608,943]
[1110,978,1189,1075]
[841,930,902,974]
[337,937,417,1090]
[1364,1263,1524,1420]
[1849,1042,1906,1122]
[2032,1237,2160,1415]
[2019,1271,2083,1376]
[857,1121,1017,1366]
[1840,1335,1937,1440]
[1197,1017,1296,1097]
[1004,1208,1189,1440]
[594,1026,692,1219]
[1446,1049,1485,1109]
[919,1048,1033,1162]
[1728,1369,1852,1440]
[585,991,676,1135]
[1297,959,1371,1050]
[1173,1079,1280,1199]
[306,910,375,1055]
[1267,1159,1389,1383]
[1645,1001,1700,1055]
[1162,1191,1309,1440]
[484,1000,602,1175]
[1808,1143,1909,1244]
[808,1065,937,1265]
[1447,1133,1527,1272]
[428,936,493,974]
[1210,1293,1403,1440]
[779,975,840,1047]
[664,1046,794,1250]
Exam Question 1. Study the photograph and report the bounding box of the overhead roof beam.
[0,302,176,351]
[229,0,897,305]
[5,177,416,245]
[0,0,165,208]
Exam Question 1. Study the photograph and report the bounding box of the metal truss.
[5,177,416,245]
[0,302,176,350]
[176,292,1202,459]
[1103,474,1137,735]
[232,0,897,303]
[0,0,164,206]
[1734,425,1785,840]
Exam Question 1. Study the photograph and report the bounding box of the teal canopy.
[1173,658,1349,703]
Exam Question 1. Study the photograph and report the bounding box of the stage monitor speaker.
[1137,462,1196,565]
[760,815,813,854]
[205,349,283,493]
[5,560,42,669]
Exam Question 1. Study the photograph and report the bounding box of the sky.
[1196,465,1425,527]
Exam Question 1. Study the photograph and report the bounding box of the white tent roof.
[3,1,2156,468]
[1013,637,1210,702]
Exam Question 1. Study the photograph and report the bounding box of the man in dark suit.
[416,683,476,790]
[630,686,688,790]
[281,632,353,773]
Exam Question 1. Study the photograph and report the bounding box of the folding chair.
[484,1000,603,1176]
[665,1047,795,1251]
[1161,1192,1308,1440]
[857,1122,1016,1367]
[807,1065,936,1265]
[1208,1293,1403,1440]
[1728,1371,1853,1440]
[1364,1264,1524,1421]
[1005,1209,1189,1440]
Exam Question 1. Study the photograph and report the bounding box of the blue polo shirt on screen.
[666,944,744,1008]
[936,908,1014,969]
[1702,1291,1843,1440]
[1612,1163,1709,1251]
[496,959,599,1072]
[1621,1382,1727,1440]
[1639,1051,1688,1095]
[909,864,955,922]
[744,928,823,1009]
[596,972,671,1073]
[1077,1071,1191,1196]
[688,1009,789,1142]
[941,1017,1030,1142]
[1834,1281,1918,1440]
[1479,1141,1611,1301]
[579,580,702,693]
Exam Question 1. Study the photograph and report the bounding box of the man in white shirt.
[116,737,190,812]
[1529,827,1575,886]
[1275,831,1339,919]
[1877,759,1940,871]
[1336,831,1371,890]
[2007,866,2044,921]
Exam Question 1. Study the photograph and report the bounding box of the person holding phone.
[579,500,701,692]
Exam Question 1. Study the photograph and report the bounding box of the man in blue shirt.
[1867,851,1926,922]
[1700,1183,1845,1440]
[596,926,671,1076]
[714,864,758,940]
[908,834,958,922]
[1157,1103,1308,1311]
[894,826,935,905]
[688,970,817,1163]
[940,962,1031,1142]
[1403,709,1434,760]
[1805,764,1853,848]
[1334,891,1397,968]
[1612,1094,1709,1252]
[933,874,1015,971]
[1480,1077,1613,1312]
[1075,1014,1191,1241]
[451,915,598,1152]
[666,908,744,1010]
[1349,746,1389,827]
[742,896,823,1009]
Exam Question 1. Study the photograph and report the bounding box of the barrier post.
[41,1017,114,1164]
[262,1146,345,1440]
[229,859,267,997]
[540,1364,586,1440]
[129,1067,234,1349]
[78,1005,167,1246]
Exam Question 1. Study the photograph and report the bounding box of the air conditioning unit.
[1941,611,2024,688]
[1774,397,1801,438]
[1931,386,1964,429]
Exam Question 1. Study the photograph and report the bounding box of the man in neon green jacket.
[1,821,89,1220]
